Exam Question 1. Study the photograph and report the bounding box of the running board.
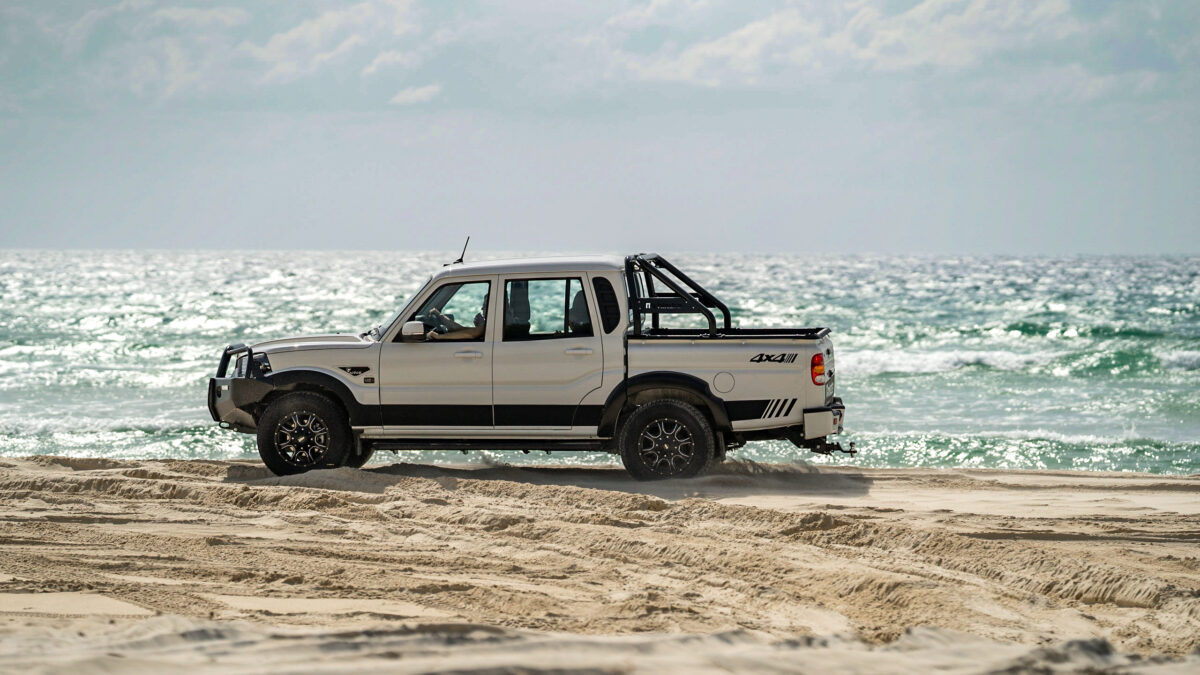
[370,439,607,453]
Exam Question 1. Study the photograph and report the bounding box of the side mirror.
[400,321,426,342]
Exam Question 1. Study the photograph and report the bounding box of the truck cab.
[209,254,850,480]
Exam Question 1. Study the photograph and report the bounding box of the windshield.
[369,275,433,340]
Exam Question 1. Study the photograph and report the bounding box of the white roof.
[431,254,626,280]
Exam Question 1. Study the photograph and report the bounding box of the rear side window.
[504,278,594,341]
[592,277,621,334]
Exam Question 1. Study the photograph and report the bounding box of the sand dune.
[1,456,1198,672]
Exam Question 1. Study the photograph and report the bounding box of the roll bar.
[624,254,732,336]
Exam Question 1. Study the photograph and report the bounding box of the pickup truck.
[208,254,851,480]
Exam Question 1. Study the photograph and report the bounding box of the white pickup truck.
[208,254,851,480]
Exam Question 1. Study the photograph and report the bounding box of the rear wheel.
[257,392,350,476]
[618,399,714,481]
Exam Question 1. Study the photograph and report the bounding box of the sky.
[0,0,1197,254]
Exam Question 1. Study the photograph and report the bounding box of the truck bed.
[635,327,831,340]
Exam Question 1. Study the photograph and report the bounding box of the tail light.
[811,353,826,385]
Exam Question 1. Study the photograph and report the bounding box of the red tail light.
[811,353,826,385]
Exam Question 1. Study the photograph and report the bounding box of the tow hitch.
[803,440,857,457]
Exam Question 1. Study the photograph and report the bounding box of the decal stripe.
[781,399,798,417]
[763,399,779,418]
[381,405,492,426]
[726,399,772,422]
[496,405,602,427]
[379,404,603,427]
[776,399,793,417]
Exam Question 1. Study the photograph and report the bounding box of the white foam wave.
[847,428,1166,447]
[1158,350,1200,371]
[840,349,1057,376]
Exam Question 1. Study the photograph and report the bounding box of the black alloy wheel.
[257,392,350,476]
[618,399,714,481]
[638,418,695,474]
[274,411,330,467]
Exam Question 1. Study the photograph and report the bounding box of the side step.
[369,439,607,453]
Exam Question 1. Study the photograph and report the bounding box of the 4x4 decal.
[749,353,798,364]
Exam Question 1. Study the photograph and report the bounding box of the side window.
[591,277,621,334]
[504,278,593,341]
[401,281,490,342]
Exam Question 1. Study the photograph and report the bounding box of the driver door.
[378,276,496,433]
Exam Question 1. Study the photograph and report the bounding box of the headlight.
[233,353,270,377]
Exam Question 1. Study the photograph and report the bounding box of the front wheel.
[618,400,714,481]
[257,392,351,476]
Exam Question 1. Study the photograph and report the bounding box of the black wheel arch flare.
[598,371,732,437]
[257,370,377,428]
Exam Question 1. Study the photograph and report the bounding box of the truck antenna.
[445,236,470,266]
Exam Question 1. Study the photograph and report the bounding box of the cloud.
[362,49,419,76]
[153,7,250,28]
[597,0,1087,87]
[5,0,1195,114]
[240,2,414,83]
[389,83,440,105]
[64,0,151,56]
[604,0,709,31]
[827,0,1080,71]
[621,8,821,86]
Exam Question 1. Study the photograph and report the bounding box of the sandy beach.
[1,456,1198,673]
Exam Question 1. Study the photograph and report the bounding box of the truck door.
[379,277,496,433]
[491,276,604,431]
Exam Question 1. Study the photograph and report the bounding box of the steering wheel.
[427,311,451,334]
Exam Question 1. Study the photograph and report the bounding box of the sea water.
[0,250,1196,474]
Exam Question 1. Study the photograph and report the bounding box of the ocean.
[1,250,1196,474]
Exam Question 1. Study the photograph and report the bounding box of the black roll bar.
[217,343,252,378]
[625,254,732,336]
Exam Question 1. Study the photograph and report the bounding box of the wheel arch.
[259,370,376,428]
[598,371,731,437]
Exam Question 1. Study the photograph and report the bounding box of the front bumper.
[207,344,273,434]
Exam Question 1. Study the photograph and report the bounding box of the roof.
[431,254,626,280]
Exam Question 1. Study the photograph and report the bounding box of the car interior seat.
[505,281,531,339]
[568,290,593,336]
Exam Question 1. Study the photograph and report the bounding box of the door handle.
[453,350,483,359]
[564,347,593,356]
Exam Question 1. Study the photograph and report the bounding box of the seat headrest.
[507,280,530,323]
[568,290,592,336]
[569,290,588,324]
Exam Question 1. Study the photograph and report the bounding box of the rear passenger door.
[491,276,604,432]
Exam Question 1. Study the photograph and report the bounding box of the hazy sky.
[1,1,1197,254]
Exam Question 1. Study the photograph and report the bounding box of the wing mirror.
[400,321,427,342]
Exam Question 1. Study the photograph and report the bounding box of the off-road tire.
[618,399,714,481]
[703,439,727,474]
[342,444,376,469]
[257,392,351,476]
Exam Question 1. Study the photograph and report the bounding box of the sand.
[0,455,1197,673]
